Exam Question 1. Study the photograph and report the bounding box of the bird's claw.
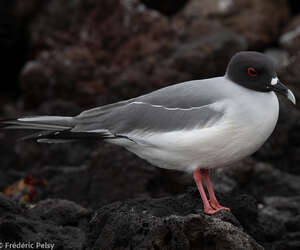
[207,200,230,213]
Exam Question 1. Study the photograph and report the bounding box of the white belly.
[113,91,279,173]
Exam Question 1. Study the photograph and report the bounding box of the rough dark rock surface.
[0,189,265,250]
[210,160,300,250]
[88,191,263,250]
[178,0,290,49]
[0,193,89,249]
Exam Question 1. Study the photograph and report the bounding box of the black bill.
[270,78,296,105]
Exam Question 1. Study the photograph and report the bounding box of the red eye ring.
[248,67,258,77]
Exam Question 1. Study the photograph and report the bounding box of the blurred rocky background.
[0,0,300,249]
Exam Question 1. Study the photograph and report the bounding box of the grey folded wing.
[72,79,226,138]
[72,102,224,138]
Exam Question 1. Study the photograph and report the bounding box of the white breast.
[212,90,279,168]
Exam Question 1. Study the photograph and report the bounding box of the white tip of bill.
[287,89,296,105]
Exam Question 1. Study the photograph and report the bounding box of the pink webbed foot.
[204,206,224,215]
[209,200,231,212]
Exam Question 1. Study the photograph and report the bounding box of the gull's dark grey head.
[226,51,296,104]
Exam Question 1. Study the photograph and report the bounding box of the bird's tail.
[1,116,74,131]
[1,116,78,143]
[1,115,115,143]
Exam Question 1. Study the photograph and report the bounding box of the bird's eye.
[248,67,258,77]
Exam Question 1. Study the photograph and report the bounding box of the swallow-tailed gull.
[2,51,296,214]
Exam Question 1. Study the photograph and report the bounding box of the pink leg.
[193,169,218,214]
[201,169,230,212]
